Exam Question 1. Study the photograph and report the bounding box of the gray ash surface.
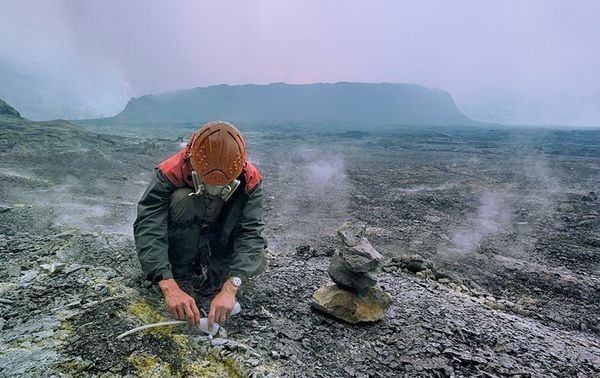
[1,122,599,377]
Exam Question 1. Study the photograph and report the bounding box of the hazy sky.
[1,0,599,125]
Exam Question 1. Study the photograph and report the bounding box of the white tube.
[116,320,186,339]
[116,302,241,339]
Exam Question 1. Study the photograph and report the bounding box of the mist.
[437,130,566,260]
[1,0,599,126]
[265,145,349,252]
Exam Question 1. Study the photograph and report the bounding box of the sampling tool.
[117,302,241,339]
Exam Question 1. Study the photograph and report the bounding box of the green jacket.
[133,167,266,283]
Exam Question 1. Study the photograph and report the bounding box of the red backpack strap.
[158,147,194,189]
[243,162,262,193]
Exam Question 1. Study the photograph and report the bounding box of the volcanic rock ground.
[1,122,599,377]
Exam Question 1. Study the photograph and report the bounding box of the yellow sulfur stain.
[128,353,245,378]
[127,298,180,337]
[128,298,166,323]
[179,355,244,378]
[129,353,172,377]
[125,298,248,377]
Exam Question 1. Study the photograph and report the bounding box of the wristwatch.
[231,276,242,288]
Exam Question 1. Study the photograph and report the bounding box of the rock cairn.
[311,221,391,323]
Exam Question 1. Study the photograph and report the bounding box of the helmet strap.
[189,171,206,197]
[220,179,241,202]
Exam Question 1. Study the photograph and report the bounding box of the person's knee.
[169,188,195,223]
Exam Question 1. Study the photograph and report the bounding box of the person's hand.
[208,280,238,331]
[158,278,200,327]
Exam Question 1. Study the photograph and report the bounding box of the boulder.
[582,191,598,202]
[397,254,433,273]
[311,284,392,323]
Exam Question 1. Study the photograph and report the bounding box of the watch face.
[232,277,242,287]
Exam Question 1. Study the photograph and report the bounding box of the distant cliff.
[0,98,113,153]
[112,82,473,126]
[0,98,22,119]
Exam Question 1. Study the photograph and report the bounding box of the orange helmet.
[189,121,247,186]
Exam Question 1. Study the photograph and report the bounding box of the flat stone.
[0,204,12,213]
[211,338,241,350]
[340,237,383,273]
[337,221,366,247]
[311,284,392,323]
[20,270,38,284]
[327,255,377,293]
[40,262,65,275]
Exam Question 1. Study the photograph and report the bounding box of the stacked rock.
[327,221,382,294]
[311,221,392,323]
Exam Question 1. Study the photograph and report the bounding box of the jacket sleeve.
[133,169,175,283]
[229,185,266,281]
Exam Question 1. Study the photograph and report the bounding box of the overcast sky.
[1,0,599,125]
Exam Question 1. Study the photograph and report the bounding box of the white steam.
[447,190,513,254]
[8,173,146,235]
[267,145,349,251]
[438,151,564,258]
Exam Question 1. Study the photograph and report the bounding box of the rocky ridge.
[0,99,21,119]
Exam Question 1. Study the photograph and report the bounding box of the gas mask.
[188,171,240,202]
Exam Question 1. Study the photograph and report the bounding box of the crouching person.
[133,121,267,330]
